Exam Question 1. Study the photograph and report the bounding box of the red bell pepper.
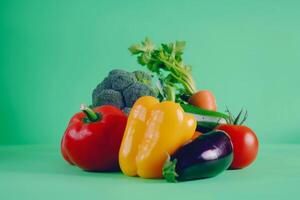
[61,104,127,171]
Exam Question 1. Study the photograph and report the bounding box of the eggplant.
[163,130,233,182]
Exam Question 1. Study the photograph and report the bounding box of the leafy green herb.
[129,38,197,102]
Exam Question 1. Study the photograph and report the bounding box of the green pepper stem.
[80,104,99,122]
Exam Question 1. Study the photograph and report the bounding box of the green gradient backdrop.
[1,0,299,145]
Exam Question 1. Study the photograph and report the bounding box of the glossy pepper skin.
[119,96,197,179]
[61,105,127,171]
[163,131,233,182]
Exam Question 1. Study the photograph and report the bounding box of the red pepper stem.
[80,104,99,122]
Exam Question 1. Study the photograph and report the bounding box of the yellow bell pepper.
[119,96,196,178]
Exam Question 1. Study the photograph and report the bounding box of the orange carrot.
[188,90,217,111]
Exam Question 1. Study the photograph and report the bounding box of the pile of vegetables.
[61,38,259,182]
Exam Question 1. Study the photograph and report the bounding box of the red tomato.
[216,125,258,169]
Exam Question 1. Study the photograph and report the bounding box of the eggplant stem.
[162,155,178,183]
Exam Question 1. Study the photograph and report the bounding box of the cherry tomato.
[216,124,258,169]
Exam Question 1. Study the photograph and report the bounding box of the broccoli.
[109,69,128,76]
[123,83,157,107]
[133,70,152,85]
[110,70,137,91]
[92,69,157,113]
[92,77,112,94]
[92,89,124,109]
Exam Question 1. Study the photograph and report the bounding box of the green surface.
[1,144,299,200]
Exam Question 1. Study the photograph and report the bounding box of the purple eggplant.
[163,130,233,182]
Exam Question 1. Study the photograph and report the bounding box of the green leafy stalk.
[164,85,176,101]
[129,38,197,103]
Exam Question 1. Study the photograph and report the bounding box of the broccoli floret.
[109,70,137,91]
[133,70,153,85]
[123,82,157,107]
[122,107,131,115]
[92,89,125,109]
[92,77,112,99]
[108,69,128,76]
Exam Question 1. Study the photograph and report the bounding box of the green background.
[1,0,299,145]
[1,1,300,199]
